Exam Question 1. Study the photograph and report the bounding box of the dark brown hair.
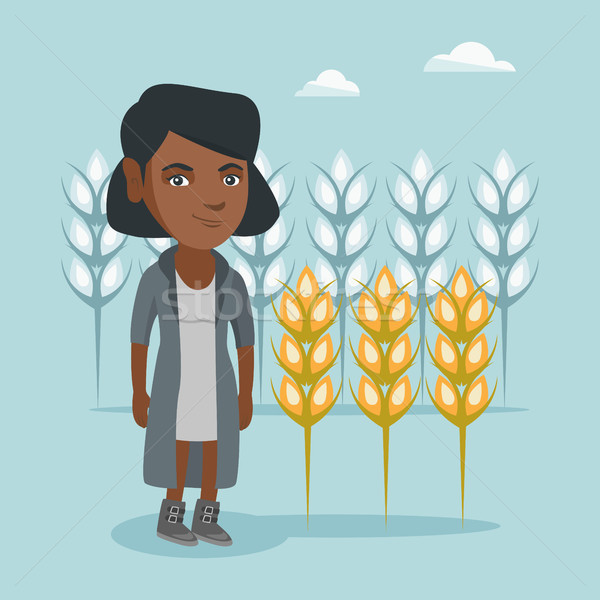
[106,84,279,238]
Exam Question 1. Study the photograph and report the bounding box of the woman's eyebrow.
[218,162,244,172]
[162,162,194,171]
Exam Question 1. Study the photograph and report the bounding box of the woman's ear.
[122,157,144,204]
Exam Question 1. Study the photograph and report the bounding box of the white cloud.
[295,69,360,97]
[424,42,515,73]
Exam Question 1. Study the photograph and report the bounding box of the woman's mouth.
[192,214,223,228]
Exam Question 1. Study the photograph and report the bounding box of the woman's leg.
[166,440,190,501]
[200,440,218,501]
[192,441,230,545]
[158,440,197,545]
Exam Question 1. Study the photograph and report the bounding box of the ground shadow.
[93,405,528,416]
[111,512,499,558]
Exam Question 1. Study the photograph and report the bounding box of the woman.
[106,84,279,546]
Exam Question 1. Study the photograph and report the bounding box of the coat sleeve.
[230,271,255,348]
[130,270,158,346]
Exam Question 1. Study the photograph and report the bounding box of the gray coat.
[130,244,254,489]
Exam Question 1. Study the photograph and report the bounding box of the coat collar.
[157,243,231,320]
[157,243,230,290]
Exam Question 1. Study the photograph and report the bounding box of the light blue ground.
[6,402,596,598]
[2,1,598,598]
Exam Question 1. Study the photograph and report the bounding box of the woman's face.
[128,131,249,250]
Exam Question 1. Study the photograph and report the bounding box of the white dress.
[174,269,218,442]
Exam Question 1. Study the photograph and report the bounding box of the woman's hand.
[237,345,254,431]
[238,392,253,430]
[133,390,151,428]
[131,343,150,428]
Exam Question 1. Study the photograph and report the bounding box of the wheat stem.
[304,426,311,529]
[501,305,509,407]
[459,425,466,527]
[94,306,101,408]
[383,425,390,527]
[257,305,265,403]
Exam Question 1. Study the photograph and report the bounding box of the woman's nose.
[203,201,225,211]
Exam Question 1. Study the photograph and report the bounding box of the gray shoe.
[191,499,232,546]
[156,499,198,546]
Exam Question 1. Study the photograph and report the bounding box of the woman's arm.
[231,271,255,430]
[130,270,158,428]
[132,343,151,428]
[237,345,254,430]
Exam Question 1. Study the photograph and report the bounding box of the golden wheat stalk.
[425,266,498,524]
[349,266,421,524]
[271,266,342,527]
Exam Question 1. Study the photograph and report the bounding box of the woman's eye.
[168,174,189,187]
[223,174,240,187]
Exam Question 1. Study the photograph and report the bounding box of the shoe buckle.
[168,514,178,523]
[202,514,212,524]
[204,505,214,515]
[168,506,180,514]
